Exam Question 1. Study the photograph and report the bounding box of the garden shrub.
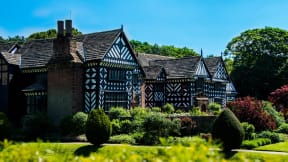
[142,112,181,145]
[178,116,197,136]
[212,109,244,151]
[108,134,136,144]
[109,107,130,120]
[130,107,148,120]
[0,112,12,140]
[241,138,271,149]
[276,123,288,134]
[71,112,88,135]
[262,101,285,126]
[162,103,175,114]
[119,119,132,134]
[227,96,277,131]
[189,107,207,116]
[256,131,281,143]
[130,132,144,144]
[111,119,121,135]
[208,102,222,115]
[268,84,288,119]
[22,112,52,139]
[241,122,256,140]
[86,109,112,146]
[151,107,161,112]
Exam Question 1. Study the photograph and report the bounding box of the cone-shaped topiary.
[86,108,112,146]
[212,109,244,151]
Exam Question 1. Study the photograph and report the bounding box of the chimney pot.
[57,20,64,37]
[65,19,72,37]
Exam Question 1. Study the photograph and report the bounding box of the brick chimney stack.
[57,20,64,37]
[65,19,72,37]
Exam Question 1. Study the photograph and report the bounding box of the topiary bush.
[71,112,88,135]
[162,103,175,114]
[208,102,222,115]
[22,112,52,139]
[0,112,13,140]
[212,109,244,151]
[241,122,256,140]
[86,108,112,146]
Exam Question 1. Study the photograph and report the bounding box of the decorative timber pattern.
[195,61,209,77]
[103,36,137,66]
[166,82,190,108]
[84,67,97,112]
[214,63,227,80]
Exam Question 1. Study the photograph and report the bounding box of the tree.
[269,84,288,119]
[27,28,82,40]
[226,27,288,99]
[130,40,199,58]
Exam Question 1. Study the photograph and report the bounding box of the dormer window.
[8,44,19,54]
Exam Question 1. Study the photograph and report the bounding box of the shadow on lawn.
[74,145,101,157]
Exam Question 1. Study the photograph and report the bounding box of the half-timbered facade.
[0,20,143,124]
[137,54,236,110]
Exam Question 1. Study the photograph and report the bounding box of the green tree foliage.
[208,102,222,115]
[130,40,199,58]
[27,28,82,40]
[86,109,112,146]
[226,27,288,99]
[212,109,244,151]
[162,103,175,114]
[224,58,233,74]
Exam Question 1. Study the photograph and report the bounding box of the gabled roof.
[150,56,202,79]
[19,39,54,69]
[1,52,21,65]
[0,42,17,52]
[75,29,122,61]
[136,53,174,67]
[204,57,221,77]
[0,28,123,69]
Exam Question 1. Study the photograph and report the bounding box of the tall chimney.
[57,20,64,37]
[65,19,72,37]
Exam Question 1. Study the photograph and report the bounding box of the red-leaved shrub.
[227,96,276,131]
[269,84,288,119]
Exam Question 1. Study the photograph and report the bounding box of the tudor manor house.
[0,20,237,124]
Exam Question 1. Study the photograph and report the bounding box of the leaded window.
[108,69,126,81]
[26,93,47,114]
[104,92,128,111]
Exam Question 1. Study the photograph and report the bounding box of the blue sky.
[1,0,288,55]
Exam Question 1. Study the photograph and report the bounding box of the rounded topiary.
[86,109,112,146]
[208,102,222,115]
[72,112,88,135]
[0,112,13,140]
[212,109,244,151]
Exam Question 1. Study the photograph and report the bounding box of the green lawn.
[1,141,288,161]
[255,142,288,152]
